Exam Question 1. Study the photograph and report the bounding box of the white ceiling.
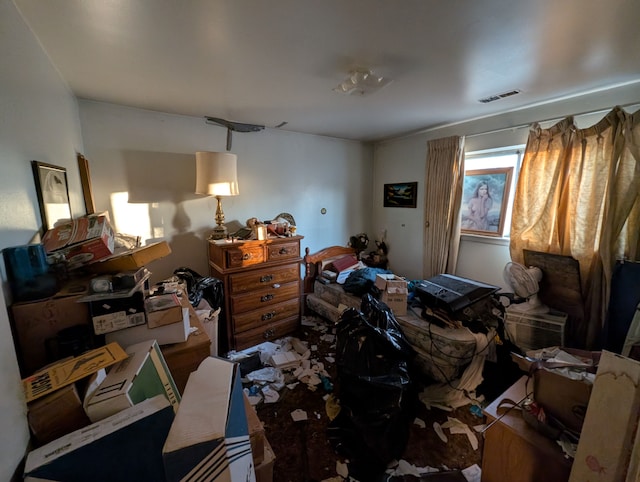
[14,0,640,142]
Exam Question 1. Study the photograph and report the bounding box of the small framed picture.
[384,182,417,208]
[32,161,72,232]
[461,167,513,236]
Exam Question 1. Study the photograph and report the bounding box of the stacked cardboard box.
[24,395,175,481]
[162,357,256,481]
[42,215,115,267]
[375,273,408,316]
[83,339,180,422]
[243,391,275,482]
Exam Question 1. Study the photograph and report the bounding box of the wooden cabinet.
[208,236,303,352]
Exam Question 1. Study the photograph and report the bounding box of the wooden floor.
[251,316,509,482]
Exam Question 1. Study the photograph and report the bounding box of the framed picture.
[384,182,417,208]
[77,153,96,215]
[461,167,513,236]
[32,161,72,232]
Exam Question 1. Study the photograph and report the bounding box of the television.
[415,274,500,314]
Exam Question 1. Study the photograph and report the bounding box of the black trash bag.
[173,267,223,310]
[329,294,417,478]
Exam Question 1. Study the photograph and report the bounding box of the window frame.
[462,145,525,240]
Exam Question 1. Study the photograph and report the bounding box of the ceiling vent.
[478,89,521,104]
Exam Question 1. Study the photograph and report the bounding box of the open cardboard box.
[162,356,255,481]
[511,347,601,433]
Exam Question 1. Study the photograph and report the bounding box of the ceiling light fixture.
[333,68,392,96]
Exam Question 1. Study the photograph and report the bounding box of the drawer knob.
[260,274,273,283]
[279,248,288,255]
[263,328,275,339]
[243,253,251,260]
[262,311,276,321]
[272,283,280,289]
[261,293,274,302]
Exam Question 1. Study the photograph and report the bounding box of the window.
[462,146,524,237]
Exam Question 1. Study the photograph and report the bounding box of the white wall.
[0,0,85,478]
[373,83,640,287]
[78,102,373,283]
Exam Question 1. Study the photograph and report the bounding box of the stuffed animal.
[348,233,369,256]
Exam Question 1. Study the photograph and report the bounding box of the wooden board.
[523,249,584,345]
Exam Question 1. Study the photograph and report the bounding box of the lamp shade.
[195,151,239,196]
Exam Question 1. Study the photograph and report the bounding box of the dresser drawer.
[267,241,300,262]
[208,236,303,352]
[233,298,300,334]
[229,264,299,294]
[230,281,300,313]
[225,244,265,269]
[234,316,300,351]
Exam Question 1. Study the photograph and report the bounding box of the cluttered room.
[5,210,640,482]
[2,1,640,481]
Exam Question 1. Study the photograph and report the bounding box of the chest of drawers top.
[208,236,303,273]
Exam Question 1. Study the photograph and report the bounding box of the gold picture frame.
[461,167,513,236]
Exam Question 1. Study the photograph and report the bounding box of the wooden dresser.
[208,236,303,352]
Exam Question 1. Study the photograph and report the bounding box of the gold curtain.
[510,107,640,348]
[423,136,465,279]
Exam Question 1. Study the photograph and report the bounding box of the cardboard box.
[244,392,265,464]
[162,357,255,482]
[513,348,600,433]
[10,292,92,376]
[482,376,572,482]
[24,395,174,482]
[570,351,640,482]
[106,306,191,347]
[145,293,183,328]
[87,241,171,274]
[375,274,408,316]
[84,339,181,422]
[27,384,91,446]
[254,437,275,482]
[89,287,147,335]
[22,342,128,403]
[160,306,212,395]
[42,215,115,266]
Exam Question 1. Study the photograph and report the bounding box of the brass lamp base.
[209,195,228,240]
[209,224,228,240]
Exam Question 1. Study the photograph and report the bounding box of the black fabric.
[172,267,223,310]
[342,267,392,296]
[603,261,640,353]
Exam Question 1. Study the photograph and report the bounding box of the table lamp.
[195,151,239,239]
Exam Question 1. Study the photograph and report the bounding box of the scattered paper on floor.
[433,421,448,443]
[291,408,308,421]
[441,417,478,450]
[461,464,482,482]
[262,385,280,403]
[336,460,349,478]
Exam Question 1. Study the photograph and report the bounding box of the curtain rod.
[465,102,639,139]
[387,101,639,142]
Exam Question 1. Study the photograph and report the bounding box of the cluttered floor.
[236,312,522,482]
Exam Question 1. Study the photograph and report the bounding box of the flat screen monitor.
[415,274,500,314]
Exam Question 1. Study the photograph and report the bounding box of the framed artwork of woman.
[461,167,513,236]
